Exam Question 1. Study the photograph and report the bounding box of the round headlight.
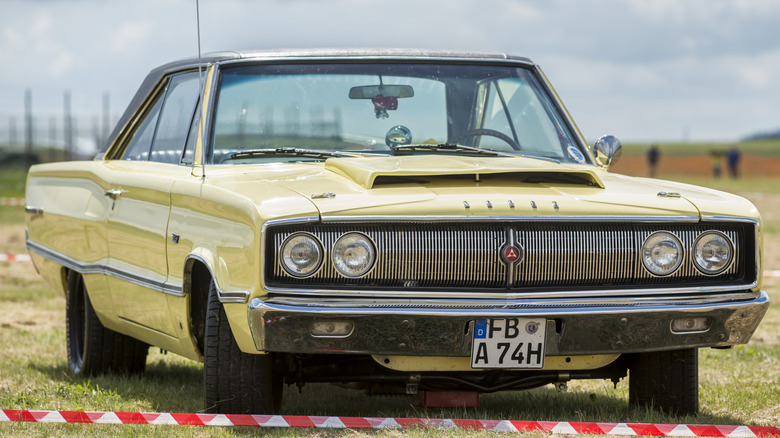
[280,232,323,277]
[693,231,733,275]
[642,231,683,276]
[332,232,376,278]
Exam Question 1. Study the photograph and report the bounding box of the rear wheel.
[66,271,148,376]
[628,348,699,415]
[203,280,282,414]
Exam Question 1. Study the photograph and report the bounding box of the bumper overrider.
[247,291,769,358]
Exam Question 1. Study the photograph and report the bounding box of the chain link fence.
[0,112,118,165]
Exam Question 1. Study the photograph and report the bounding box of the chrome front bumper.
[246,291,769,357]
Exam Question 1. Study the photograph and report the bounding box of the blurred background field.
[0,143,778,436]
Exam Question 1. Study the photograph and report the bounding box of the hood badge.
[311,192,336,199]
[657,192,681,198]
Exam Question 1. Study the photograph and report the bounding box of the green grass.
[0,167,27,198]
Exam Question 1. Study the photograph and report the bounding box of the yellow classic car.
[25,49,768,415]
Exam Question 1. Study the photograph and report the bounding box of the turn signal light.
[671,317,710,333]
[310,320,354,338]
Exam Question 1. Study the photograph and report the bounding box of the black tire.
[203,280,282,414]
[66,271,148,376]
[629,348,699,415]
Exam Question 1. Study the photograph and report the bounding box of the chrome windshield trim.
[320,215,702,223]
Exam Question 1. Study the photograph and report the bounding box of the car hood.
[231,155,759,221]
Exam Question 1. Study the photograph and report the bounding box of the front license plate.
[470,318,546,369]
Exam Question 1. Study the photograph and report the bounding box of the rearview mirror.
[349,85,414,99]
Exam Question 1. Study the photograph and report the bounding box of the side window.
[122,95,163,161]
[149,73,200,163]
[121,72,200,163]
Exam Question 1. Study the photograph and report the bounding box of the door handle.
[104,189,128,210]
[104,189,127,200]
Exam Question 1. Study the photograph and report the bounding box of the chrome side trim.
[27,240,184,297]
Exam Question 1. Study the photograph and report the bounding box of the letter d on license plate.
[471,318,546,369]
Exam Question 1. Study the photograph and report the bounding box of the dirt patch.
[612,154,780,179]
[0,224,26,254]
[0,301,63,333]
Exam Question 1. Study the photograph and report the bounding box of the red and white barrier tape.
[0,254,31,262]
[0,197,25,206]
[1,410,779,436]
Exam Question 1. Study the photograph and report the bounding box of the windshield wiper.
[391,144,501,156]
[229,147,360,160]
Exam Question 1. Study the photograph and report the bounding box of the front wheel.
[66,271,148,376]
[628,348,699,415]
[203,280,282,414]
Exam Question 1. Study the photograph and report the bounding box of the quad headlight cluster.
[641,230,734,276]
[280,232,376,278]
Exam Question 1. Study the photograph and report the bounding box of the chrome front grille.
[265,221,754,292]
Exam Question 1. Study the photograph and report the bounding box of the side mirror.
[593,135,622,168]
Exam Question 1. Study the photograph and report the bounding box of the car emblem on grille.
[501,244,523,264]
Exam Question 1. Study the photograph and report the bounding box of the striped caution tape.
[1,410,779,436]
[0,198,25,206]
[0,254,31,262]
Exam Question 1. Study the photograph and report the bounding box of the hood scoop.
[325,156,605,189]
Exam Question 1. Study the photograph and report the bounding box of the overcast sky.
[1,0,779,143]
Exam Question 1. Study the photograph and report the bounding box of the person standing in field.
[710,150,724,179]
[727,146,741,179]
[647,144,660,177]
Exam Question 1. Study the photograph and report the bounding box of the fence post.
[64,90,73,161]
[25,88,33,168]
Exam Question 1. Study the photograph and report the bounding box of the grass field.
[1,150,779,436]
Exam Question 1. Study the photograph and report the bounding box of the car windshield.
[210,63,587,165]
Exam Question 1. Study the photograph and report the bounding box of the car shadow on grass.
[29,362,749,429]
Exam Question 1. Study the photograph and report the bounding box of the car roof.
[99,49,535,158]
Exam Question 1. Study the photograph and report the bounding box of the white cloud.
[1,0,779,141]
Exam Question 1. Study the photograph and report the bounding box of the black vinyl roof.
[99,48,534,157]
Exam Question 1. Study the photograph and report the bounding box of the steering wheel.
[449,129,521,151]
